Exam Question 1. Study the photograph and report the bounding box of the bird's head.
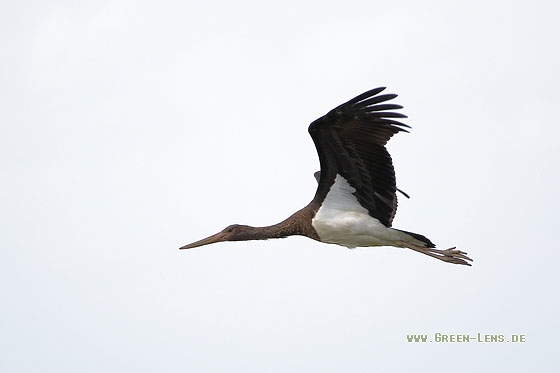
[179,224,255,249]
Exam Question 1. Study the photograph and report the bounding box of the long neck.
[247,205,319,241]
[251,220,297,240]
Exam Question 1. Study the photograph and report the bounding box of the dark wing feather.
[308,87,409,227]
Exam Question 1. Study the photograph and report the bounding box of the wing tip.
[308,87,410,134]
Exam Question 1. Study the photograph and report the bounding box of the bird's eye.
[227,227,233,232]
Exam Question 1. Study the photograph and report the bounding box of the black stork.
[180,87,472,266]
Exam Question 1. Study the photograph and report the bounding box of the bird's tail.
[393,229,435,248]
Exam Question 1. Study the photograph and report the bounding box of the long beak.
[179,231,225,250]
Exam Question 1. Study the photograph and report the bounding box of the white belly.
[312,210,406,248]
[311,174,409,248]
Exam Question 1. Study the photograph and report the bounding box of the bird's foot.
[405,244,473,266]
[432,247,472,266]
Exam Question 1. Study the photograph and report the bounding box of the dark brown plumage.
[308,87,409,227]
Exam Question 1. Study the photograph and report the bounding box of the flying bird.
[180,87,471,266]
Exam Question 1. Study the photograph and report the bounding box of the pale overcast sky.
[1,0,559,371]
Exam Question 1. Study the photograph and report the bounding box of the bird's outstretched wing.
[308,87,410,227]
